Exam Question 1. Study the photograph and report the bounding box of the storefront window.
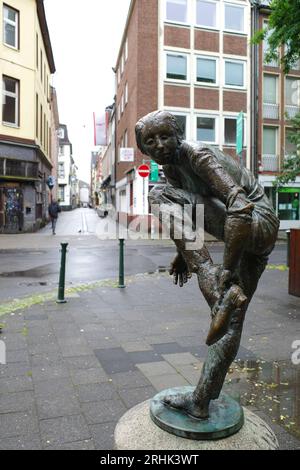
[278,189,300,221]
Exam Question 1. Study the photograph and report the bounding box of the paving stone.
[121,341,153,352]
[82,399,127,424]
[136,361,176,377]
[2,334,27,351]
[152,342,186,355]
[60,344,93,357]
[89,422,116,450]
[39,415,91,447]
[109,371,152,390]
[33,377,75,397]
[118,386,157,408]
[162,352,200,366]
[0,391,35,414]
[30,351,62,367]
[63,355,103,371]
[174,364,203,384]
[146,373,190,392]
[24,313,48,321]
[0,411,39,439]
[0,362,31,379]
[6,349,30,364]
[28,342,59,355]
[31,365,70,383]
[70,368,108,386]
[45,439,95,450]
[0,434,42,450]
[0,376,34,393]
[36,392,81,420]
[94,348,136,374]
[75,382,119,403]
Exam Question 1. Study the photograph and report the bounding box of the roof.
[58,124,71,145]
[36,0,56,74]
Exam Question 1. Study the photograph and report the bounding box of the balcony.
[285,105,300,119]
[262,154,280,172]
[263,103,279,119]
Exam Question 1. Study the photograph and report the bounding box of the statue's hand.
[169,253,192,287]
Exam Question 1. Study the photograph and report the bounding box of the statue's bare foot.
[162,390,209,419]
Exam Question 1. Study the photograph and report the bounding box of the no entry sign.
[138,164,150,178]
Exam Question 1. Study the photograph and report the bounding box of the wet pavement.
[0,208,288,303]
[0,265,299,449]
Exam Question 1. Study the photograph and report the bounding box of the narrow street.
[0,208,288,304]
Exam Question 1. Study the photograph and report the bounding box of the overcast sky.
[44,0,131,183]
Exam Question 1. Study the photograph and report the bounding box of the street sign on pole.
[137,164,150,178]
[236,111,244,159]
[150,161,159,182]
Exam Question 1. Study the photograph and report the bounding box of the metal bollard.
[286,230,291,268]
[57,242,68,303]
[118,239,126,289]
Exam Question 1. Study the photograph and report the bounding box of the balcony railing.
[263,103,279,119]
[262,154,280,172]
[285,105,300,119]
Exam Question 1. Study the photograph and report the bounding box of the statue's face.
[141,121,178,165]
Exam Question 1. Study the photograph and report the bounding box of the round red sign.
[137,164,150,178]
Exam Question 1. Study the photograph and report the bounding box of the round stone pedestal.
[150,387,244,440]
[114,399,279,450]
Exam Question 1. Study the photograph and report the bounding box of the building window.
[36,94,39,138]
[58,186,65,202]
[262,126,278,171]
[125,38,128,61]
[197,116,216,143]
[40,50,43,82]
[125,82,128,104]
[174,114,187,139]
[224,118,237,146]
[224,60,245,88]
[2,76,19,126]
[166,53,187,80]
[285,128,298,158]
[58,163,65,179]
[166,0,187,23]
[224,3,244,33]
[263,21,279,67]
[285,77,300,118]
[36,34,39,68]
[40,104,43,146]
[196,56,217,84]
[3,4,19,49]
[124,129,128,148]
[59,145,64,156]
[263,74,279,119]
[196,0,217,29]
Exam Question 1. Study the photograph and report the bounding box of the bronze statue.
[135,110,279,420]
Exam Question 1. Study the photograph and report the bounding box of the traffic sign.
[138,164,150,178]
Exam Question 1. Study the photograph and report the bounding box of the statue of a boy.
[135,110,279,419]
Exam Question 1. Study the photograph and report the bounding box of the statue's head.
[135,110,183,165]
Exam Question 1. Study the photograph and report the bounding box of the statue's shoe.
[206,285,247,346]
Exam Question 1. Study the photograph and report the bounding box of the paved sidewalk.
[0,267,300,450]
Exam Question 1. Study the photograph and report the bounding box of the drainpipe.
[250,1,260,178]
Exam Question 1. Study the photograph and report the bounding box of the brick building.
[114,0,251,220]
[253,1,300,229]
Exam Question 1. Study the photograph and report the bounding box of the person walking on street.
[48,199,61,235]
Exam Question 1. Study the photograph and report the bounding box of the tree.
[253,0,300,74]
[275,112,300,188]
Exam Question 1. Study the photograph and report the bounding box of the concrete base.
[114,400,279,450]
